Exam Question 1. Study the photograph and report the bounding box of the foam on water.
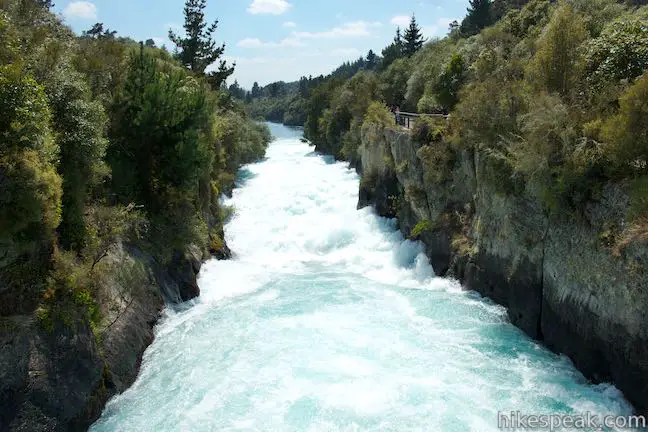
[91,123,637,431]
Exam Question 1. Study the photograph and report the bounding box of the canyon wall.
[354,124,648,413]
[0,244,205,431]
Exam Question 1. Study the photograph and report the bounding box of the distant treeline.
[245,0,648,233]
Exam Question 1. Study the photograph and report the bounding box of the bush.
[341,118,362,161]
[363,101,394,129]
[585,18,648,87]
[380,58,411,108]
[40,249,100,332]
[601,73,648,177]
[410,219,433,239]
[0,65,62,309]
[417,128,456,185]
[432,53,467,111]
[529,2,588,96]
[452,77,528,149]
[412,117,445,145]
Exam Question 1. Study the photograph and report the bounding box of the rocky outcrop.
[0,243,206,432]
[353,124,648,413]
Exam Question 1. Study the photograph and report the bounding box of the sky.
[54,0,470,89]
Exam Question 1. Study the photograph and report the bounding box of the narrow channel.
[91,123,635,431]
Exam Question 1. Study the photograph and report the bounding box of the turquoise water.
[91,123,636,431]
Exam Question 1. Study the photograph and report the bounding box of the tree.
[585,18,648,87]
[207,61,235,90]
[366,49,377,70]
[251,81,261,98]
[602,73,648,176]
[532,3,587,96]
[144,38,156,48]
[404,15,425,57]
[380,58,411,107]
[433,53,467,111]
[448,20,461,39]
[168,0,234,77]
[228,80,245,99]
[0,65,63,307]
[109,47,213,257]
[51,71,108,251]
[298,76,309,97]
[395,27,403,49]
[268,81,285,98]
[83,23,117,39]
[461,0,493,36]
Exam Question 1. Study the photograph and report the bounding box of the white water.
[92,123,637,431]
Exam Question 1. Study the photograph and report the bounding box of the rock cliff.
[355,124,648,413]
[0,244,205,431]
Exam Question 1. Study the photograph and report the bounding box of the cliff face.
[0,244,204,432]
[356,124,648,413]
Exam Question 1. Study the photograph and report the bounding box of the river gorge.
[89,123,638,431]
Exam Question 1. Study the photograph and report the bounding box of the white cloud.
[237,37,304,48]
[294,21,381,39]
[283,21,297,28]
[63,1,97,20]
[247,0,292,15]
[390,15,411,27]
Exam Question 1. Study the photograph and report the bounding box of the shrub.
[0,65,62,309]
[411,219,433,239]
[363,101,394,129]
[601,73,648,177]
[40,249,100,332]
[432,53,467,111]
[452,78,528,149]
[585,18,648,87]
[341,118,362,161]
[529,2,587,97]
[628,176,648,221]
[412,117,445,145]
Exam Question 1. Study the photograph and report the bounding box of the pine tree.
[366,49,377,70]
[403,15,424,57]
[228,80,245,99]
[461,0,493,36]
[251,81,261,99]
[298,76,309,97]
[394,27,404,53]
[169,0,234,78]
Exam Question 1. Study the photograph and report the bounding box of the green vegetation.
[0,1,270,329]
[411,219,433,239]
[274,0,647,227]
[242,0,648,253]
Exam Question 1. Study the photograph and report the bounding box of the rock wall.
[0,244,205,431]
[355,124,648,413]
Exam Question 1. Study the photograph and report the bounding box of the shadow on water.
[235,167,258,188]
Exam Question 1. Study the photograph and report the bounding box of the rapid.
[91,123,637,431]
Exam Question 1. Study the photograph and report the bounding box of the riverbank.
[333,122,648,414]
[0,242,212,431]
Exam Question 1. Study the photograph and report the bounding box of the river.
[91,123,637,431]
